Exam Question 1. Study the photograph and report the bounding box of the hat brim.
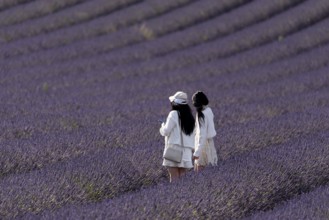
[169,97,188,105]
[169,96,175,102]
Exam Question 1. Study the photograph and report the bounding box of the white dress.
[194,107,218,166]
[195,138,217,166]
[160,111,194,169]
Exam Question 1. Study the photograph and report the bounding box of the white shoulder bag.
[163,128,184,163]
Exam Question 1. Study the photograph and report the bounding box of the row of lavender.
[248,184,329,220]
[3,4,329,89]
[0,79,328,218]
[0,0,246,59]
[2,71,328,146]
[2,0,323,69]
[1,11,326,184]
[0,0,33,12]
[3,15,329,97]
[0,105,328,217]
[1,40,328,177]
[1,88,328,178]
[1,35,328,185]
[0,0,194,43]
[3,30,329,107]
[21,130,329,219]
[2,54,329,124]
[2,38,329,129]
[0,0,87,28]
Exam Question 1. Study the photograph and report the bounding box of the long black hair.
[171,102,195,135]
[192,91,209,125]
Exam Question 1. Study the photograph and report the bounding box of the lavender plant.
[110,0,302,65]
[0,0,191,46]
[0,104,162,178]
[21,131,329,219]
[0,0,32,12]
[6,0,302,70]
[120,37,329,94]
[0,145,165,218]
[0,0,245,60]
[0,0,86,28]
[219,87,329,125]
[5,1,329,84]
[102,7,328,81]
[247,184,329,220]
[0,0,142,44]
[1,95,327,218]
[218,107,329,160]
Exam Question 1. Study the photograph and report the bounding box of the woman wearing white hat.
[160,91,195,182]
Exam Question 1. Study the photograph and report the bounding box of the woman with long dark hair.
[160,91,195,182]
[192,91,218,172]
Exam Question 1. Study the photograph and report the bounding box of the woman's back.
[160,91,196,182]
[195,107,216,139]
[160,110,194,149]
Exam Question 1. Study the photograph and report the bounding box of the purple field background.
[0,0,329,219]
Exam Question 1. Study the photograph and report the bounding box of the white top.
[194,107,217,157]
[160,110,195,149]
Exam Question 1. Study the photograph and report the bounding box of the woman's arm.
[159,111,177,136]
[207,108,217,138]
[193,119,207,157]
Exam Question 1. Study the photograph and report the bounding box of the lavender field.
[1,0,329,219]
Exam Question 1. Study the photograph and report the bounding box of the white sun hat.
[169,91,188,105]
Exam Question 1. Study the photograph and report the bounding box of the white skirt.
[162,146,193,169]
[195,138,218,166]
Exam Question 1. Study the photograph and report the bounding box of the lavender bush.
[122,38,329,93]
[0,0,242,59]
[0,0,32,12]
[0,0,85,28]
[102,9,328,81]
[247,184,329,220]
[0,0,141,43]
[0,146,165,218]
[5,0,301,69]
[22,131,329,219]
[0,0,191,47]
[5,2,329,83]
